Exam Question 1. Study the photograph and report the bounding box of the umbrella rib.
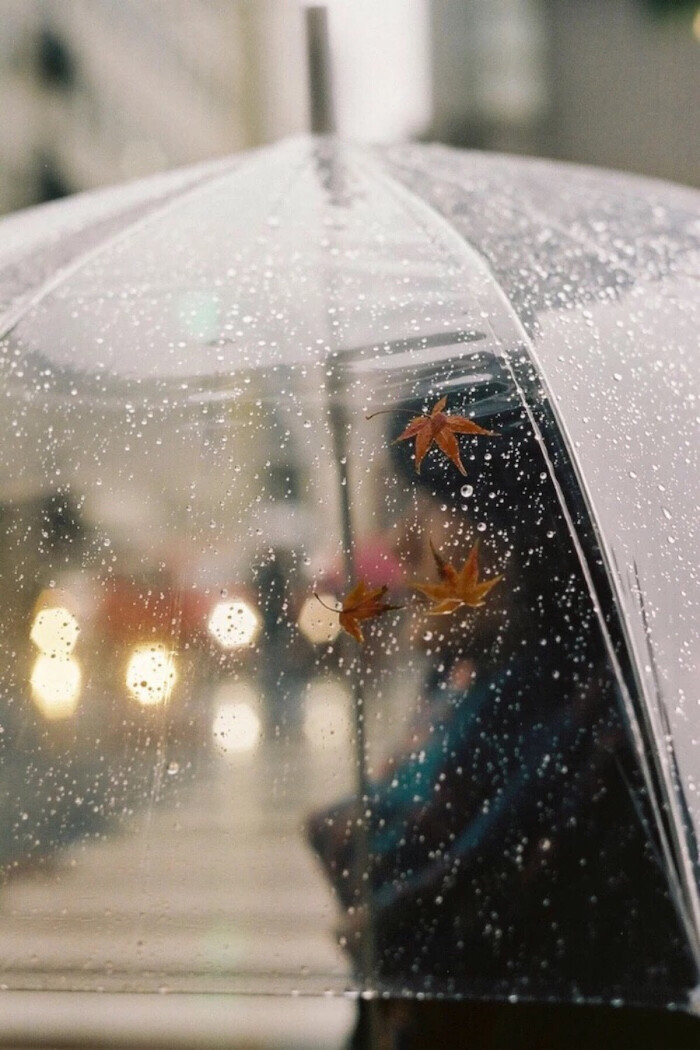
[630,560,700,921]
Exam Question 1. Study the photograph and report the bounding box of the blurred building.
[545,0,700,188]
[0,0,310,214]
[0,0,698,218]
[429,0,548,155]
[430,0,700,187]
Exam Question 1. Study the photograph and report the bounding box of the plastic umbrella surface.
[0,138,698,1027]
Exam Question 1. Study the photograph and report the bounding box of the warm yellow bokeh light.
[212,680,262,757]
[30,606,80,656]
[297,593,340,644]
[213,700,262,755]
[125,643,177,706]
[208,599,260,650]
[303,677,352,748]
[693,7,700,43]
[30,654,82,719]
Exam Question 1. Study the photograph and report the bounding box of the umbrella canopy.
[0,137,698,1025]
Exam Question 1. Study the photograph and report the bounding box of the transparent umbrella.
[0,138,698,1045]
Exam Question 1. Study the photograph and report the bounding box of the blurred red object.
[320,537,404,590]
[98,577,211,642]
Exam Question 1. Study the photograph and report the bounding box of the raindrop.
[460,484,473,498]
[166,761,179,776]
[476,522,487,532]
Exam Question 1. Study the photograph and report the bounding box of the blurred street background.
[0,0,698,220]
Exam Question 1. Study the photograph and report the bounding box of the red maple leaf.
[315,581,402,643]
[412,538,503,615]
[369,396,497,475]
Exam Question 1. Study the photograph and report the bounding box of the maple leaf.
[412,538,503,616]
[315,581,402,644]
[391,396,496,475]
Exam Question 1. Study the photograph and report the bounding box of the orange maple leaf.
[315,581,402,643]
[391,396,496,475]
[412,538,503,615]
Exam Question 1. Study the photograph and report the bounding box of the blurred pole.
[305,6,336,134]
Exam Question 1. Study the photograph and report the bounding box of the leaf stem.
[365,407,424,421]
[313,591,341,613]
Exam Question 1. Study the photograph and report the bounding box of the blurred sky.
[0,0,698,216]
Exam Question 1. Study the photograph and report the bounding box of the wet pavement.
[0,728,357,1047]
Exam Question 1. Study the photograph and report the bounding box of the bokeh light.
[30,606,80,657]
[125,643,177,706]
[298,593,341,645]
[30,654,82,720]
[303,677,352,748]
[212,680,262,756]
[208,599,260,650]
